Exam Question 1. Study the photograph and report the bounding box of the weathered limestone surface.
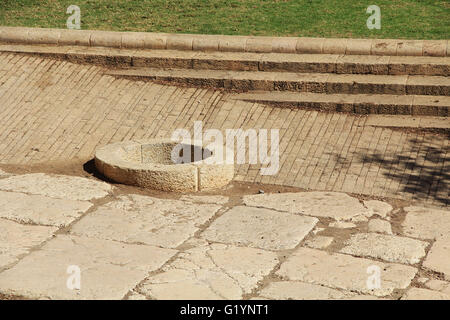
[259,281,352,300]
[277,247,417,296]
[70,194,221,248]
[304,236,334,249]
[0,235,176,299]
[340,233,428,264]
[401,287,450,300]
[140,240,278,299]
[259,281,386,300]
[368,219,393,234]
[201,206,318,250]
[126,291,148,300]
[423,236,450,280]
[329,221,356,229]
[402,206,450,239]
[179,195,229,205]
[0,191,92,227]
[0,174,112,201]
[363,200,393,218]
[0,170,10,178]
[425,279,450,295]
[243,192,371,220]
[0,218,56,269]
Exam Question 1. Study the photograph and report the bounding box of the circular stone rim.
[94,139,234,192]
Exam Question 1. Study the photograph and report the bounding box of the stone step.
[365,115,450,129]
[129,51,450,76]
[229,92,450,116]
[106,68,450,96]
[1,44,449,76]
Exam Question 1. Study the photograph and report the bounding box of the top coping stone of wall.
[0,27,448,57]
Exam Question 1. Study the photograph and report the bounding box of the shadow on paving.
[83,159,117,184]
[361,133,449,206]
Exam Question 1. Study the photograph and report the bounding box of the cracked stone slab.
[0,235,176,300]
[258,281,373,300]
[363,200,392,218]
[368,219,393,234]
[179,195,229,205]
[401,287,450,300]
[0,191,92,227]
[340,233,428,264]
[201,206,318,250]
[276,247,417,296]
[304,236,334,249]
[402,206,450,240]
[423,236,450,280]
[0,173,112,201]
[140,239,278,300]
[126,291,148,300]
[0,218,57,269]
[243,192,371,220]
[70,194,221,248]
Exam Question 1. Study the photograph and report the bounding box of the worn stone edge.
[0,27,448,57]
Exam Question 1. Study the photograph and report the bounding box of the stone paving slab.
[140,239,278,300]
[0,191,92,227]
[0,218,57,269]
[70,194,221,249]
[258,281,379,300]
[126,290,148,300]
[368,218,393,234]
[0,173,448,300]
[340,233,428,264]
[179,195,229,205]
[0,174,112,201]
[0,234,176,300]
[423,236,450,281]
[424,279,450,296]
[304,236,334,250]
[276,247,417,296]
[401,287,450,300]
[363,200,393,218]
[201,206,318,250]
[243,192,372,220]
[402,206,450,240]
[0,170,11,178]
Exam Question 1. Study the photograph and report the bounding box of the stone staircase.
[1,41,449,118]
[102,50,450,117]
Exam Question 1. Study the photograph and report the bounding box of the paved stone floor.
[0,52,449,300]
[0,172,448,300]
[0,52,448,206]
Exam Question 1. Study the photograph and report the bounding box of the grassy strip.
[0,0,448,39]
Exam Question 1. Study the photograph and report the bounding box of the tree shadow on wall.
[359,133,449,206]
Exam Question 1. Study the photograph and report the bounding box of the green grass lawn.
[0,0,448,39]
